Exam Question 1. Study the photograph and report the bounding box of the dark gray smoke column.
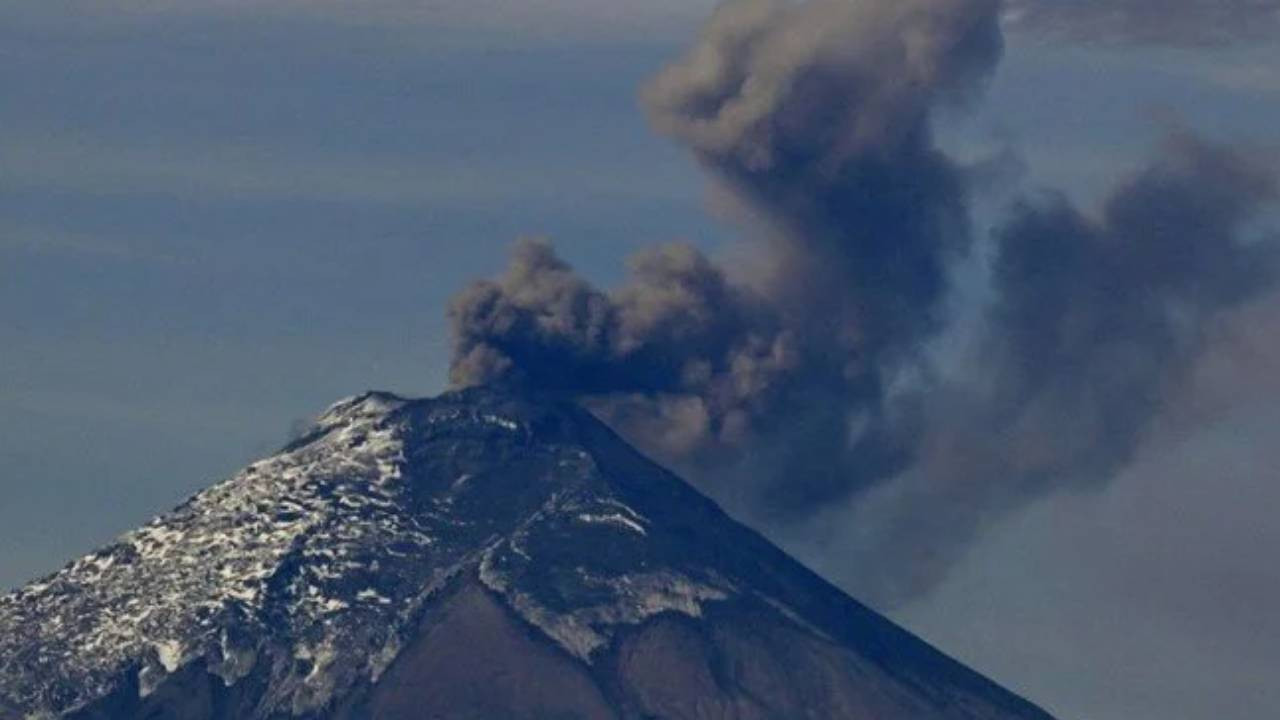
[448,0,1280,606]
[451,0,1005,516]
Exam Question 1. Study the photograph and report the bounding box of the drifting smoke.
[454,0,1003,517]
[1005,0,1280,46]
[449,0,1280,604]
[842,130,1279,605]
[985,130,1277,479]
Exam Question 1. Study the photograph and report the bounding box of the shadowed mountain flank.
[1,387,1054,719]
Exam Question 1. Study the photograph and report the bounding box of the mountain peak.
[0,387,1053,720]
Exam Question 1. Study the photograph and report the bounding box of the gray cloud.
[841,131,1279,606]
[1005,0,1280,46]
[886,398,1280,720]
[452,0,1004,517]
[449,0,1279,605]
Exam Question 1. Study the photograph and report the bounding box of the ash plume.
[448,0,1280,605]
[841,131,1279,606]
[453,0,1003,517]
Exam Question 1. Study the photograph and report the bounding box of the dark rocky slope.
[0,387,1055,719]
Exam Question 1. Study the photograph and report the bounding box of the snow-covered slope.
[0,387,1055,720]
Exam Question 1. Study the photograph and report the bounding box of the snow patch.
[480,413,521,431]
[154,640,186,673]
[575,512,648,536]
[480,543,732,662]
[356,588,392,605]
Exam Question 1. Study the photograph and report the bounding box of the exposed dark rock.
[0,387,1053,719]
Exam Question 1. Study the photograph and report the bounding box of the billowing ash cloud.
[1004,0,1280,46]
[985,131,1276,478]
[840,131,1279,606]
[449,0,1280,604]
[452,0,1004,516]
[450,237,793,465]
[641,0,1000,366]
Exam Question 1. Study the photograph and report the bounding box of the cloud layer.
[1005,0,1280,46]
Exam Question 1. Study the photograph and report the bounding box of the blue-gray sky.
[3,2,1279,719]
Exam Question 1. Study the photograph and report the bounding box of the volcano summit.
[0,387,1053,719]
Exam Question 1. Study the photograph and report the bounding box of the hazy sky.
[3,2,1279,719]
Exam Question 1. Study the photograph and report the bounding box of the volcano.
[0,387,1054,719]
